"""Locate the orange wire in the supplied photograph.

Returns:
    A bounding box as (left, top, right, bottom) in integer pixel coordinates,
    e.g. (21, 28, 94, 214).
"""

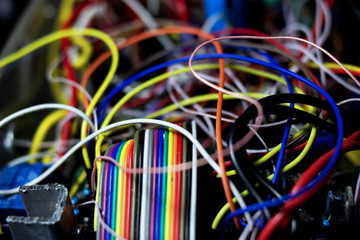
(80, 25, 240, 229)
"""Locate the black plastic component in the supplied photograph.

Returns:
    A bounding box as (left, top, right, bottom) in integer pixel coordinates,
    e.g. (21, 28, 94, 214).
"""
(6, 183, 75, 240)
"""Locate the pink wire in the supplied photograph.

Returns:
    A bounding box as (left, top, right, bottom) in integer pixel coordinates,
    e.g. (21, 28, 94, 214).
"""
(188, 35, 360, 148)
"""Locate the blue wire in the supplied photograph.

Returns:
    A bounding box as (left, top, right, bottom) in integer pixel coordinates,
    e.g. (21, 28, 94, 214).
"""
(226, 46, 295, 184)
(96, 52, 343, 224)
(154, 128, 164, 240)
(261, 49, 295, 185)
(205, 53, 343, 230)
(96, 51, 294, 123)
(224, 46, 295, 227)
(106, 143, 120, 240)
(203, 0, 228, 31)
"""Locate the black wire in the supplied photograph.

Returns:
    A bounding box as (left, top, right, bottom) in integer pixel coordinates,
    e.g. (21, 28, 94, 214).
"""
(135, 130, 144, 240)
(228, 93, 338, 217)
(229, 143, 273, 220)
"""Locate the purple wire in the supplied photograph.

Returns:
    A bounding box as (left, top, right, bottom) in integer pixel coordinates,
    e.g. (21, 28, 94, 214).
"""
(150, 129, 159, 240)
(101, 161, 110, 240)
(107, 144, 120, 240)
(101, 145, 117, 240)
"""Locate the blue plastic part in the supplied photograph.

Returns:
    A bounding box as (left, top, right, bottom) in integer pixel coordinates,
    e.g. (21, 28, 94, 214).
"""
(323, 219, 330, 227)
(0, 162, 44, 210)
(203, 0, 227, 31)
(83, 188, 90, 196)
(71, 197, 78, 205)
(74, 208, 79, 216)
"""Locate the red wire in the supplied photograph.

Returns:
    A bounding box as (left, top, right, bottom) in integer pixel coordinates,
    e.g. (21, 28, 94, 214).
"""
(258, 131, 360, 240)
(58, 2, 92, 157)
(125, 141, 134, 239)
(58, 56, 77, 158)
(122, 81, 166, 109)
(213, 27, 326, 94)
(311, 67, 360, 78)
(174, 124, 183, 240)
(175, 0, 189, 22)
(170, 128, 178, 239)
(209, 161, 232, 178)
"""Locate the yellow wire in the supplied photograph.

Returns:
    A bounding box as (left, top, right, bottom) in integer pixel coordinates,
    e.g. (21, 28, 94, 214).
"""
(69, 169, 87, 198)
(145, 93, 262, 119)
(119, 141, 131, 236)
(0, 27, 118, 169)
(146, 93, 311, 120)
(29, 110, 66, 163)
(46, 0, 76, 104)
(143, 90, 316, 182)
(41, 147, 56, 164)
(90, 85, 319, 232)
(221, 126, 317, 177)
(165, 128, 173, 240)
(95, 63, 307, 157)
(307, 61, 360, 74)
(79, 30, 119, 169)
(71, 37, 93, 69)
(211, 126, 317, 229)
(345, 150, 360, 166)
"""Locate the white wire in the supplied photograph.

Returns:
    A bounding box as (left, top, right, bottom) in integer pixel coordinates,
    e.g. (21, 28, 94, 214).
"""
(167, 71, 237, 123)
(55, 112, 77, 154)
(238, 210, 263, 240)
(354, 172, 360, 219)
(47, 56, 93, 102)
(0, 104, 95, 134)
(76, 200, 125, 240)
(166, 73, 229, 146)
(287, 44, 360, 95)
(167, 65, 223, 130)
(282, 22, 313, 44)
(9, 137, 80, 149)
(201, 13, 227, 33)
(6, 151, 56, 167)
(250, 213, 262, 240)
(0, 118, 245, 204)
(201, 108, 271, 152)
(314, 0, 322, 44)
(46, 56, 99, 131)
(297, 0, 331, 87)
(249, 119, 288, 128)
(201, 110, 295, 129)
(202, 108, 238, 119)
(193, 117, 228, 147)
(139, 129, 150, 240)
(337, 98, 360, 106)
(225, 68, 248, 94)
(249, 126, 270, 152)
(147, 0, 160, 16)
(190, 120, 197, 240)
(230, 179, 254, 236)
(197, 72, 240, 93)
(166, 69, 231, 146)
(316, 0, 332, 47)
(70, 3, 107, 67)
(246, 147, 275, 154)
(73, 3, 106, 29)
(122, 0, 174, 50)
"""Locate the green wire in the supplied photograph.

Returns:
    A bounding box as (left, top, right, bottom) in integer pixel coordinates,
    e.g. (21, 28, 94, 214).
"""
(160, 127, 169, 240)
(180, 122, 187, 240)
(130, 130, 140, 240)
(111, 142, 125, 240)
(95, 63, 306, 157)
